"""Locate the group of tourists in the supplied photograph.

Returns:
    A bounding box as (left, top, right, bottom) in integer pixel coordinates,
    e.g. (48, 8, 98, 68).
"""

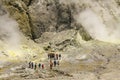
(28, 62, 45, 70)
(48, 53, 62, 69)
(28, 53, 62, 70)
(48, 53, 61, 60)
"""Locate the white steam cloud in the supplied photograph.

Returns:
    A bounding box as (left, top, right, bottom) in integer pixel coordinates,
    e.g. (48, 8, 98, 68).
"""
(0, 14, 21, 49)
(76, 9, 120, 43)
(59, 0, 120, 43)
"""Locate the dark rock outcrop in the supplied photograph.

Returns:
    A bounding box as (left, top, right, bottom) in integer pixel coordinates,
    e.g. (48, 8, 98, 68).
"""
(28, 0, 91, 40)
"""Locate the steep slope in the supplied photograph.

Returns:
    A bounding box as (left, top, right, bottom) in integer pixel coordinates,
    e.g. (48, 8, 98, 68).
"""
(1, 0, 32, 37)
(0, 3, 44, 63)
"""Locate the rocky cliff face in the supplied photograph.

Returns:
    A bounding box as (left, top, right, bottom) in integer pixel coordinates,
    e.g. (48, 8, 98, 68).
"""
(1, 0, 92, 41)
(28, 0, 92, 40)
(1, 0, 120, 57)
(1, 0, 32, 37)
(0, 0, 45, 62)
(2, 0, 120, 43)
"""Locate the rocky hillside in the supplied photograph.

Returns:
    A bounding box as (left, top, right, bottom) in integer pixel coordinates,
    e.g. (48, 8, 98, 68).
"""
(1, 0, 92, 41)
(1, 0, 120, 80)
(1, 0, 120, 66)
(1, 0, 120, 43)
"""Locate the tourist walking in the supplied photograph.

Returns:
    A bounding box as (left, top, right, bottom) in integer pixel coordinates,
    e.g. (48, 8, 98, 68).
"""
(38, 63, 41, 68)
(31, 62, 34, 69)
(50, 60, 53, 69)
(34, 63, 37, 70)
(54, 59, 57, 67)
(56, 54, 58, 60)
(28, 61, 31, 68)
(59, 54, 61, 60)
(42, 64, 45, 69)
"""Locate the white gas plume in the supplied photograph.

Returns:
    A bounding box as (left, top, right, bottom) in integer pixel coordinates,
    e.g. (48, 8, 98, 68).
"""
(76, 9, 120, 43)
(59, 0, 120, 43)
(76, 9, 108, 40)
(0, 13, 21, 49)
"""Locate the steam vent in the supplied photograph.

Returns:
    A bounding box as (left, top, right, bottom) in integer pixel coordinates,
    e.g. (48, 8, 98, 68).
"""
(0, 0, 120, 80)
